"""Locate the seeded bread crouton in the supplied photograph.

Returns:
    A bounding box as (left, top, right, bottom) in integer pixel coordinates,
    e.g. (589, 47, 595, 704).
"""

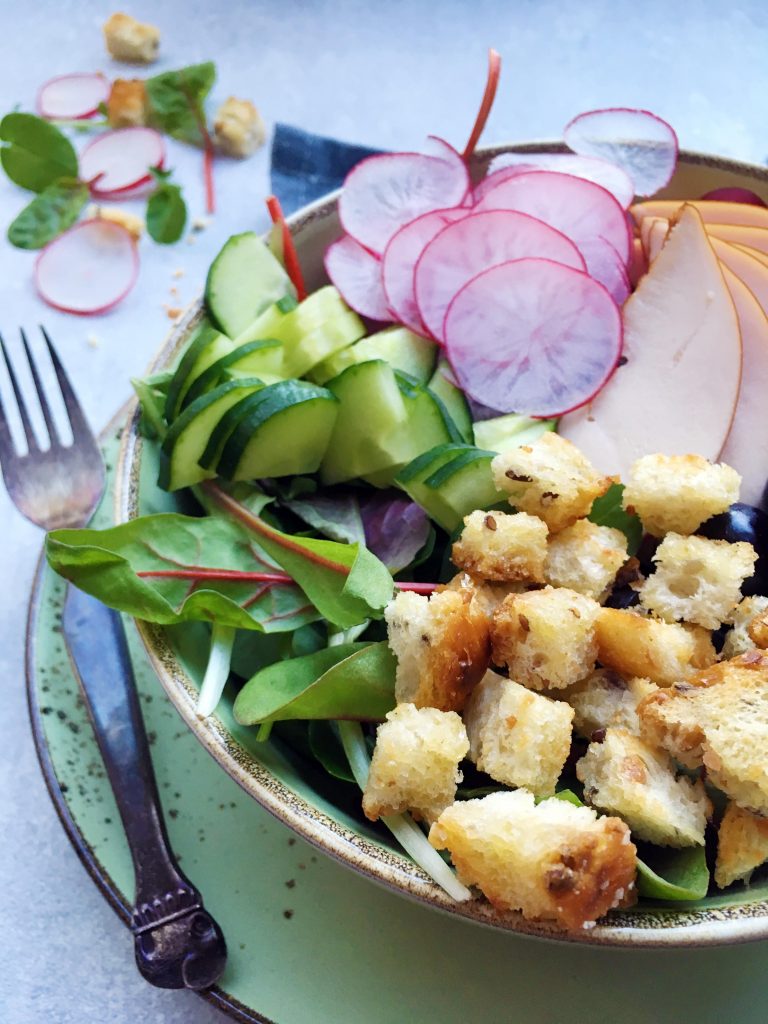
(576, 728, 710, 846)
(103, 13, 160, 63)
(213, 98, 266, 158)
(491, 587, 600, 691)
(429, 790, 637, 931)
(715, 801, 768, 888)
(595, 607, 716, 685)
(544, 519, 627, 599)
(463, 670, 574, 796)
(638, 652, 768, 814)
(452, 510, 548, 583)
(622, 453, 741, 537)
(639, 534, 756, 629)
(362, 703, 469, 824)
(385, 587, 490, 712)
(491, 432, 610, 533)
(722, 597, 768, 659)
(106, 78, 147, 127)
(563, 670, 658, 740)
(443, 572, 527, 619)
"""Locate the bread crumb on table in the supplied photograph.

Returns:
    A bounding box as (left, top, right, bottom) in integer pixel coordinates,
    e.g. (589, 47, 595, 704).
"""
(103, 12, 160, 64)
(213, 97, 266, 158)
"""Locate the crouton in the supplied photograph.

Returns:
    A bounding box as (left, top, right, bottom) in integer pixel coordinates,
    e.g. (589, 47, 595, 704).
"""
(749, 608, 768, 650)
(544, 519, 627, 599)
(443, 572, 528, 619)
(429, 790, 637, 931)
(722, 597, 768, 659)
(639, 534, 756, 629)
(103, 12, 160, 63)
(576, 728, 710, 846)
(715, 801, 768, 888)
(563, 670, 658, 740)
(452, 509, 548, 583)
(362, 703, 468, 824)
(463, 670, 574, 796)
(385, 586, 490, 712)
(595, 607, 716, 686)
(491, 587, 600, 691)
(213, 97, 266, 158)
(622, 453, 741, 537)
(639, 652, 768, 814)
(85, 205, 144, 240)
(491, 432, 610, 533)
(106, 78, 147, 127)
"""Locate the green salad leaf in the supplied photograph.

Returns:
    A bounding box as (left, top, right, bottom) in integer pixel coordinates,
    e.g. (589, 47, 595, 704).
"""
(308, 721, 356, 782)
(588, 482, 643, 554)
(234, 642, 396, 724)
(146, 168, 187, 244)
(7, 177, 89, 248)
(636, 845, 710, 902)
(145, 62, 216, 147)
(0, 113, 79, 192)
(46, 513, 320, 632)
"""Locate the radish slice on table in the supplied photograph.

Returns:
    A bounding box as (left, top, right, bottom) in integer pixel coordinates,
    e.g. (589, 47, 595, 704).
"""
(700, 187, 767, 207)
(475, 169, 631, 261)
(325, 234, 392, 322)
(339, 152, 470, 256)
(415, 209, 587, 341)
(382, 207, 468, 334)
(35, 219, 139, 315)
(443, 258, 622, 417)
(487, 152, 635, 208)
(563, 108, 678, 198)
(37, 72, 110, 120)
(578, 236, 631, 305)
(80, 127, 165, 196)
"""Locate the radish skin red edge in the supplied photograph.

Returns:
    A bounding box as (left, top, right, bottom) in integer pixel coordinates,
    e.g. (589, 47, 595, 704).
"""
(37, 72, 110, 120)
(325, 234, 391, 322)
(79, 127, 166, 197)
(485, 152, 635, 209)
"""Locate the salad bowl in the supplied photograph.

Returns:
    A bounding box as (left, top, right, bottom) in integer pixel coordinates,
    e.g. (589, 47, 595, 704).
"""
(115, 142, 768, 947)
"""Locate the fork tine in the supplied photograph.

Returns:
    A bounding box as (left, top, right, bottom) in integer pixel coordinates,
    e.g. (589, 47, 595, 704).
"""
(40, 326, 92, 444)
(20, 327, 60, 447)
(0, 333, 38, 452)
(0, 390, 19, 470)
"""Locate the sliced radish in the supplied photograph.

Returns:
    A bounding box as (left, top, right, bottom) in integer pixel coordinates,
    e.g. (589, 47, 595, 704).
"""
(382, 207, 468, 334)
(79, 127, 165, 196)
(563, 108, 678, 198)
(700, 187, 767, 207)
(487, 152, 635, 208)
(325, 234, 391, 322)
(35, 219, 139, 315)
(472, 165, 534, 204)
(475, 169, 631, 261)
(37, 72, 110, 120)
(338, 152, 470, 256)
(578, 236, 631, 305)
(415, 209, 587, 341)
(444, 258, 622, 417)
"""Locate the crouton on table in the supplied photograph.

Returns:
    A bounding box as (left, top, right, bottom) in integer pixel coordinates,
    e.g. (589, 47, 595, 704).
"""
(452, 509, 548, 583)
(213, 97, 266, 158)
(103, 12, 160, 63)
(106, 78, 148, 127)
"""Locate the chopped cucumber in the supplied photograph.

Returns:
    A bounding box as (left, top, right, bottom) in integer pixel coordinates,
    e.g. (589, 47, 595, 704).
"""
(310, 326, 437, 385)
(164, 319, 233, 422)
(181, 340, 285, 408)
(396, 443, 475, 523)
(205, 232, 294, 338)
(283, 309, 366, 378)
(423, 450, 506, 531)
(473, 413, 557, 453)
(217, 380, 339, 481)
(158, 378, 264, 492)
(428, 359, 473, 443)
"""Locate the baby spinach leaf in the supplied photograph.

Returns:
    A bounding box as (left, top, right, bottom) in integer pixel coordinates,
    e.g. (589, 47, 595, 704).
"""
(7, 177, 89, 248)
(308, 721, 356, 782)
(284, 491, 365, 545)
(0, 113, 78, 192)
(234, 641, 396, 724)
(589, 482, 643, 555)
(46, 513, 320, 632)
(146, 172, 187, 244)
(145, 62, 215, 147)
(636, 845, 710, 901)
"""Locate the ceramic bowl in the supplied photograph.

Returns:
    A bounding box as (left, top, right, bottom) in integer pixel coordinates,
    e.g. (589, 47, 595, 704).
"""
(116, 143, 768, 947)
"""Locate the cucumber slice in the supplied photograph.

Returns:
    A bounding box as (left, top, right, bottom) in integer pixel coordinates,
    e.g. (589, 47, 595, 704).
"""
(396, 443, 477, 525)
(217, 380, 339, 481)
(428, 359, 473, 443)
(473, 413, 557, 453)
(310, 326, 437, 385)
(423, 449, 506, 532)
(181, 339, 285, 408)
(283, 309, 366, 378)
(205, 232, 294, 338)
(158, 378, 264, 492)
(198, 386, 281, 472)
(164, 319, 233, 422)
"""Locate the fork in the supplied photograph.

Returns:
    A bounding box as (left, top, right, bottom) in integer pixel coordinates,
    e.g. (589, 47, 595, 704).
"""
(0, 328, 227, 991)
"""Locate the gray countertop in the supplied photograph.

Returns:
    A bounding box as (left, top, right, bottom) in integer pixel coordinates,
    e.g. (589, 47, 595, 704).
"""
(2, 1, 768, 1021)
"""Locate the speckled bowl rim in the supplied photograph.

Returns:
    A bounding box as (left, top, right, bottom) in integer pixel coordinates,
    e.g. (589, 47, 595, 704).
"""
(115, 143, 768, 948)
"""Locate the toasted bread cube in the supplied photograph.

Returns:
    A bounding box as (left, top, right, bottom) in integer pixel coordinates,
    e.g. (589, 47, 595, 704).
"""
(106, 78, 147, 127)
(463, 670, 574, 796)
(452, 510, 548, 583)
(491, 587, 600, 691)
(491, 432, 609, 533)
(722, 597, 768, 659)
(103, 12, 160, 63)
(595, 607, 716, 686)
(362, 704, 469, 824)
(639, 652, 768, 814)
(639, 534, 756, 629)
(85, 205, 144, 240)
(429, 790, 637, 931)
(385, 587, 490, 713)
(213, 97, 266, 158)
(443, 571, 528, 619)
(715, 802, 768, 888)
(563, 670, 658, 739)
(623, 453, 741, 537)
(576, 728, 710, 846)
(544, 519, 627, 599)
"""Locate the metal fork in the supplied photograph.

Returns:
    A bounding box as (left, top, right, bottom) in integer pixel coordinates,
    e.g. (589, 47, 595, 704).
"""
(0, 328, 227, 991)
